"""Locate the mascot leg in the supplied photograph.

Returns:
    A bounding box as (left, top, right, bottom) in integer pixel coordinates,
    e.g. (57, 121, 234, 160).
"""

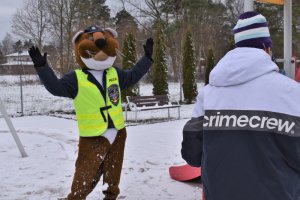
(102, 128, 127, 200)
(67, 136, 111, 200)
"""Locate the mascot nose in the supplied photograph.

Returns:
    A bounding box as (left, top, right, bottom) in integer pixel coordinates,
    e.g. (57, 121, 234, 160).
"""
(92, 32, 106, 49)
(95, 38, 106, 49)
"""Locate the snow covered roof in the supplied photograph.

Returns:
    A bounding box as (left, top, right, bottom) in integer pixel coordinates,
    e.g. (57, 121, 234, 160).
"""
(0, 61, 33, 66)
(5, 51, 30, 57)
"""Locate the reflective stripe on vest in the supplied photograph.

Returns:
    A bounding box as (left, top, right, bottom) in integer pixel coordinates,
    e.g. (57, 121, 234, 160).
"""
(74, 68, 125, 137)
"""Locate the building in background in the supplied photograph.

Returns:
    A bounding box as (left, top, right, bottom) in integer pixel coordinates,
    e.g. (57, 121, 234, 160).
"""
(0, 51, 35, 75)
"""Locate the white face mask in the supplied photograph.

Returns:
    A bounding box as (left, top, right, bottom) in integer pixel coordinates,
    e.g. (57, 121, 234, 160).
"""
(80, 56, 116, 70)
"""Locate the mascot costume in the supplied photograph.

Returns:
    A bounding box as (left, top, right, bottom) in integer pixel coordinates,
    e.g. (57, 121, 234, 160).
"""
(28, 26, 153, 200)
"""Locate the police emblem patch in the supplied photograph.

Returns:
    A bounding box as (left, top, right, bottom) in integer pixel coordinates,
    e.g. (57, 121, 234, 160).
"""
(108, 84, 119, 106)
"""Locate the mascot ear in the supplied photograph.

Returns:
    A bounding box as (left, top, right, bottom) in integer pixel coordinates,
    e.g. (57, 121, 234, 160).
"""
(72, 30, 84, 44)
(104, 28, 118, 38)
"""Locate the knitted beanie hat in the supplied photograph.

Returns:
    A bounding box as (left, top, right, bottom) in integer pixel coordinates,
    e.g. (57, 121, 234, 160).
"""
(233, 11, 272, 49)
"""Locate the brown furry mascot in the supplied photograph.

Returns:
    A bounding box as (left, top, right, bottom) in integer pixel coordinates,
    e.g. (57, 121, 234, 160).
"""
(28, 26, 153, 200)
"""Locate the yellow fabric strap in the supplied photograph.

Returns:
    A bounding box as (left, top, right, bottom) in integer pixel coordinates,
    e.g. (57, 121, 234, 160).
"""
(106, 67, 125, 130)
(74, 70, 107, 136)
(74, 68, 125, 137)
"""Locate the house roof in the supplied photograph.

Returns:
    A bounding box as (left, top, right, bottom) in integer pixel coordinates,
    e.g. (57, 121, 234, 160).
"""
(0, 61, 33, 66)
(5, 51, 30, 57)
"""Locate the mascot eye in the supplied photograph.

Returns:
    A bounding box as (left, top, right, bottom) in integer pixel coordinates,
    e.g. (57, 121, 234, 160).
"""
(88, 36, 94, 41)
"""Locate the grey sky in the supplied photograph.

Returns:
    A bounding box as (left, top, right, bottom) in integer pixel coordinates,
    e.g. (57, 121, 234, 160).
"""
(0, 0, 24, 41)
(0, 0, 124, 42)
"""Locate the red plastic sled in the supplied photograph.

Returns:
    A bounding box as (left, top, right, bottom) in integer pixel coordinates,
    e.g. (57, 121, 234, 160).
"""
(169, 164, 201, 181)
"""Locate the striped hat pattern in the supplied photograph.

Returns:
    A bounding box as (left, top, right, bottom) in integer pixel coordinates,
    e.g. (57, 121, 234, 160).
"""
(233, 11, 272, 49)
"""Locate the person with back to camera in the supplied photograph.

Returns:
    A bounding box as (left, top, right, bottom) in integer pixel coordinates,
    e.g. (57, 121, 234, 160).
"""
(181, 11, 300, 200)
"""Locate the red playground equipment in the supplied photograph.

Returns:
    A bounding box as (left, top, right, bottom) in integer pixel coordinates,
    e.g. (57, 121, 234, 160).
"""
(293, 57, 300, 82)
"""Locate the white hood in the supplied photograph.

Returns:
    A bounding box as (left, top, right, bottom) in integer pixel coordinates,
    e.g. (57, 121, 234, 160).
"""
(209, 47, 278, 87)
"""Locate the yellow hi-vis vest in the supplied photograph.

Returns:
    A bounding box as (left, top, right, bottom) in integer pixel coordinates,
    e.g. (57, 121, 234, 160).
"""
(74, 68, 125, 137)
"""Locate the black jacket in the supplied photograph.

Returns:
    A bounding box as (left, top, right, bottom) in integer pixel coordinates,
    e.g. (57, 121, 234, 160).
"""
(36, 56, 153, 128)
(182, 48, 300, 200)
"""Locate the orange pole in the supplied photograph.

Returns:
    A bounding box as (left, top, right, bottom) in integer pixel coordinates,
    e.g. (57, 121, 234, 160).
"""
(255, 0, 284, 5)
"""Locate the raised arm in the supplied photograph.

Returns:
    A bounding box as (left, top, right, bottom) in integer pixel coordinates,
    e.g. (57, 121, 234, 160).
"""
(181, 89, 205, 167)
(117, 38, 154, 90)
(28, 46, 77, 99)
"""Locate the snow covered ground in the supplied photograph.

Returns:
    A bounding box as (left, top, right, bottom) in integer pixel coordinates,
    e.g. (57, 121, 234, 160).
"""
(0, 114, 203, 199)
(0, 76, 204, 199)
(0, 74, 204, 117)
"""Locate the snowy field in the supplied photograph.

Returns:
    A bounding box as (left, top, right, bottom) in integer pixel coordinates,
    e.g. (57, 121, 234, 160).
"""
(0, 116, 202, 200)
(0, 77, 204, 200)
(0, 74, 204, 119)
(0, 75, 74, 116)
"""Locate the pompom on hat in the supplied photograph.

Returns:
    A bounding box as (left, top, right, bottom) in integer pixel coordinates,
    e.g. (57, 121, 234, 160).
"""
(233, 11, 272, 49)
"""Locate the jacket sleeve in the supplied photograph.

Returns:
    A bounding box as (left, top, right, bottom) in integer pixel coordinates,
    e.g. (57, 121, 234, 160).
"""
(35, 63, 78, 99)
(181, 117, 204, 167)
(115, 55, 153, 90)
(181, 90, 205, 167)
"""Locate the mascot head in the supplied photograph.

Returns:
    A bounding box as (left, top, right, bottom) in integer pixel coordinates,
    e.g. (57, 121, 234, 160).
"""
(72, 25, 119, 70)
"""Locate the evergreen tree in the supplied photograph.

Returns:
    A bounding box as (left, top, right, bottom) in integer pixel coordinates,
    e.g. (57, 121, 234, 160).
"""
(77, 0, 110, 27)
(255, 1, 300, 60)
(115, 9, 137, 30)
(23, 39, 34, 49)
(229, 37, 235, 51)
(292, 1, 300, 56)
(115, 9, 138, 42)
(115, 9, 138, 67)
(205, 48, 215, 85)
(1, 33, 15, 55)
(182, 28, 197, 104)
(13, 40, 23, 52)
(255, 2, 283, 57)
(91, 0, 110, 24)
(152, 20, 168, 95)
(121, 33, 139, 102)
